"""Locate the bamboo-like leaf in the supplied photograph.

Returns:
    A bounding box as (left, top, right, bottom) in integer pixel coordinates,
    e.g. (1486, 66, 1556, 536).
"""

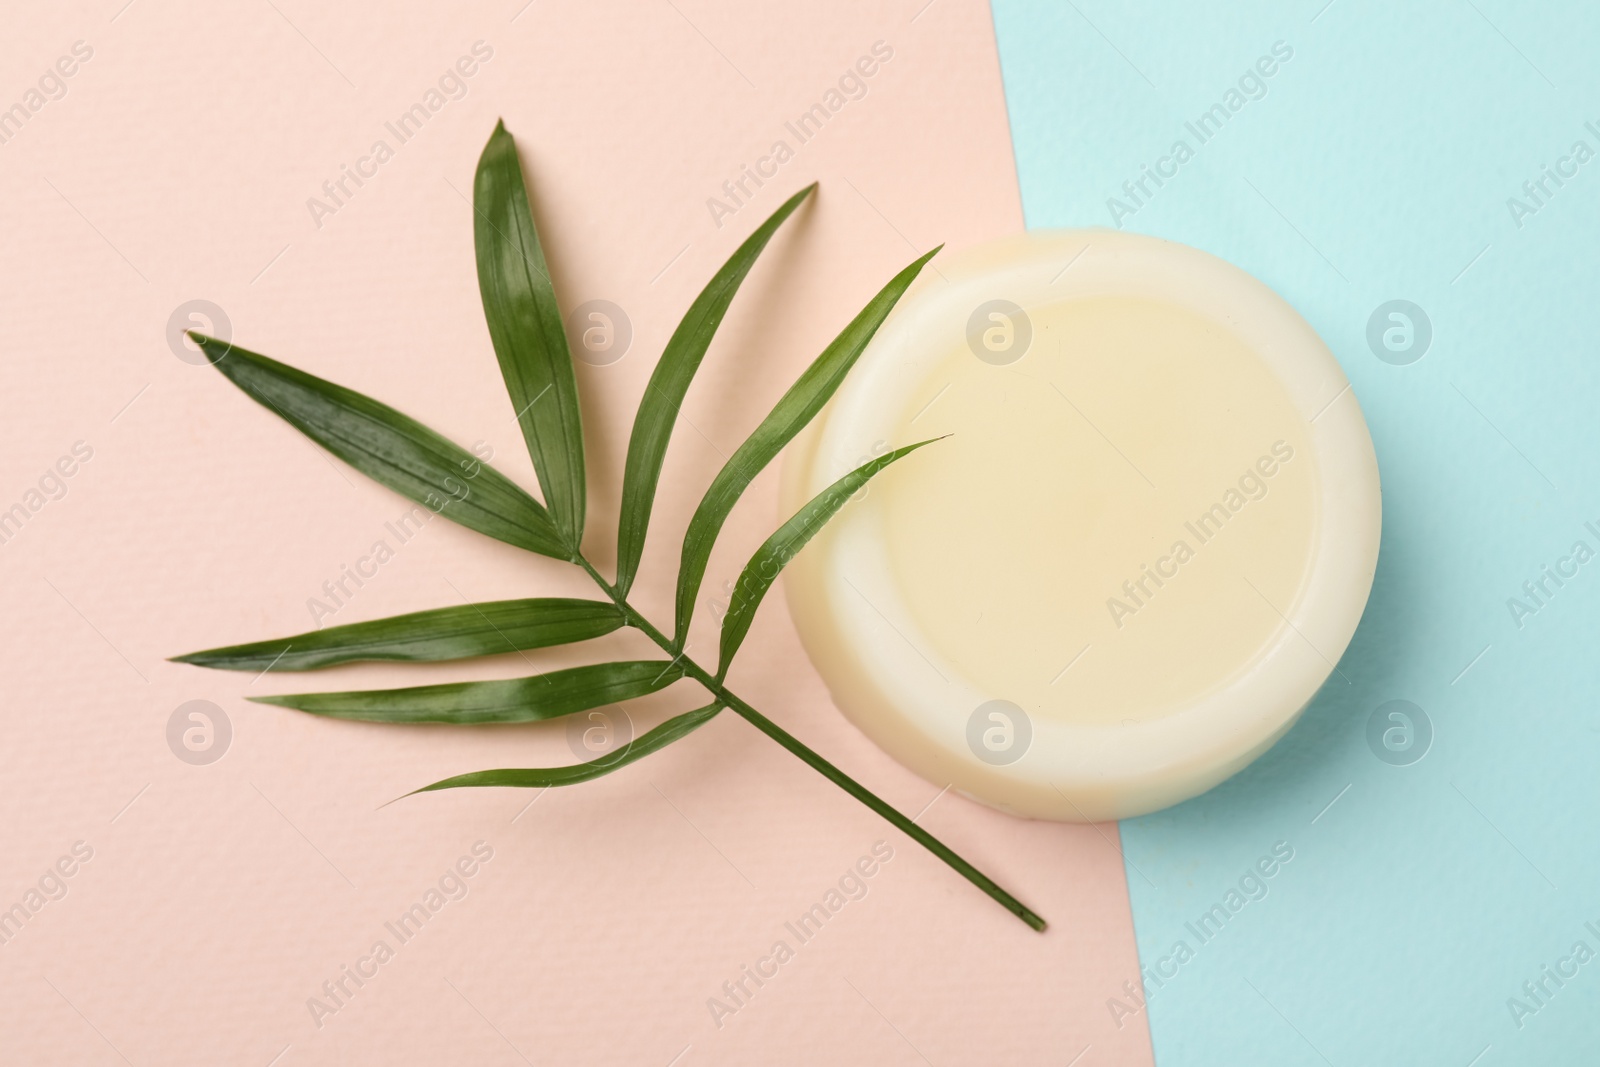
(251, 660, 683, 724)
(717, 440, 940, 679)
(474, 120, 586, 550)
(408, 702, 722, 794)
(672, 246, 941, 645)
(172, 598, 623, 672)
(171, 124, 1048, 931)
(614, 185, 815, 596)
(191, 334, 568, 559)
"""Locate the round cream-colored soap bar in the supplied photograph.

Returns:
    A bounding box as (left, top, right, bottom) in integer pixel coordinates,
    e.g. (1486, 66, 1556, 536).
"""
(781, 230, 1380, 822)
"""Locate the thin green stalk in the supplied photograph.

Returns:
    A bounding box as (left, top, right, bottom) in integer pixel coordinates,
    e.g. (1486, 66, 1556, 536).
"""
(574, 557, 1047, 932)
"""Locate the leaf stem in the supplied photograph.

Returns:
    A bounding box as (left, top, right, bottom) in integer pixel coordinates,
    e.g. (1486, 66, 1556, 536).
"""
(574, 557, 1047, 932)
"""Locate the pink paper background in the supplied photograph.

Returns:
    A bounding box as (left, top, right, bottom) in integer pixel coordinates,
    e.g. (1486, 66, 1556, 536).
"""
(0, 2, 1153, 1063)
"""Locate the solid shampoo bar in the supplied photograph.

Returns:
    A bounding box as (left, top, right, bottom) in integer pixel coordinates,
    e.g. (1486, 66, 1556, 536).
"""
(781, 231, 1380, 822)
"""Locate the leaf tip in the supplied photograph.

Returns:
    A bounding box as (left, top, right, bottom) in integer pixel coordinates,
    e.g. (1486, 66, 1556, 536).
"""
(168, 651, 224, 670)
(378, 789, 422, 809)
(185, 330, 232, 366)
(899, 244, 944, 280)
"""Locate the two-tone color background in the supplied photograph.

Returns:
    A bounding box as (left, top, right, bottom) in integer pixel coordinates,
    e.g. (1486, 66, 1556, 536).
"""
(2, 1, 1595, 1063)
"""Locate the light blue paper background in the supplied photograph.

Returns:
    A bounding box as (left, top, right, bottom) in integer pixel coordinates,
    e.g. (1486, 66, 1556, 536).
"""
(991, 1, 1600, 1062)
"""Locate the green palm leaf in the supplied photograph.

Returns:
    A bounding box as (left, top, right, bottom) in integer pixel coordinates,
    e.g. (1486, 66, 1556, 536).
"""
(173, 598, 623, 672)
(614, 184, 815, 595)
(174, 120, 1047, 930)
(717, 439, 940, 679)
(474, 119, 586, 550)
(672, 245, 941, 645)
(409, 702, 722, 794)
(252, 660, 683, 724)
(191, 334, 567, 559)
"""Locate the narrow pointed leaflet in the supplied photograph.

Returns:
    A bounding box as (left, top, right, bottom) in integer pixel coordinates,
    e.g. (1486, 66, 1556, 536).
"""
(174, 598, 624, 672)
(252, 660, 685, 724)
(717, 439, 941, 679)
(474, 120, 586, 552)
(614, 184, 815, 595)
(672, 245, 942, 646)
(190, 334, 567, 559)
(409, 703, 723, 794)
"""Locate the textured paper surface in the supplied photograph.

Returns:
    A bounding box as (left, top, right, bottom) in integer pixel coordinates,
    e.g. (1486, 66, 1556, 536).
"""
(995, 1, 1600, 1063)
(0, 2, 1151, 1064)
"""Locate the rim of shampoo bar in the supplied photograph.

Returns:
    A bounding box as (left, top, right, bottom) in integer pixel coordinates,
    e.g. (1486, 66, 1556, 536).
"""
(780, 231, 1380, 822)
